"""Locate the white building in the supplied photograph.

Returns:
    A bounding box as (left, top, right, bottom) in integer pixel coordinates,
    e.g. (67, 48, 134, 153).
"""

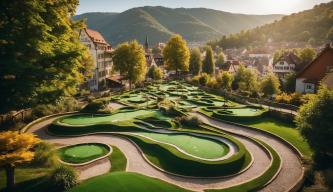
(79, 28, 113, 91)
(273, 52, 300, 78)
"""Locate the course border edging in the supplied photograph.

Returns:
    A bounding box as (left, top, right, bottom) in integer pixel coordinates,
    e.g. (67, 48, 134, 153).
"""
(57, 143, 113, 166)
(196, 111, 306, 192)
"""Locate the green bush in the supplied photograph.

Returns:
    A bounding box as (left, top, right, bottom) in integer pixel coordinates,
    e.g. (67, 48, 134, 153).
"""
(176, 115, 202, 127)
(31, 142, 59, 167)
(199, 73, 210, 86)
(81, 101, 105, 113)
(50, 165, 78, 191)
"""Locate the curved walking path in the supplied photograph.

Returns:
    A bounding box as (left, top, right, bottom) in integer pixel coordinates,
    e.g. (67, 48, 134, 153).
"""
(191, 112, 304, 192)
(26, 113, 303, 192)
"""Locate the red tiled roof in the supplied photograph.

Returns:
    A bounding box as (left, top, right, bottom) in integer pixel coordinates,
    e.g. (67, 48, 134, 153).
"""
(85, 28, 107, 44)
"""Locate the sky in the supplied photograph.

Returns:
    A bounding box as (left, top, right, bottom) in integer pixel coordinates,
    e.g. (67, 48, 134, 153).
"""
(76, 0, 331, 15)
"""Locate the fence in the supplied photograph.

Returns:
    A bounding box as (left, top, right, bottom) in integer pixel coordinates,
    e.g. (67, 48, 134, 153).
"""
(0, 108, 32, 127)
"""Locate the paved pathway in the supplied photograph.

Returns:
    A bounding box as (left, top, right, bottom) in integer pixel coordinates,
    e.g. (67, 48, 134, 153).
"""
(27, 112, 303, 192)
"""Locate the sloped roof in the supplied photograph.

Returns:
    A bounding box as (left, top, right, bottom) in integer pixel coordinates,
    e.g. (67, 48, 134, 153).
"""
(85, 28, 108, 44)
(274, 52, 300, 65)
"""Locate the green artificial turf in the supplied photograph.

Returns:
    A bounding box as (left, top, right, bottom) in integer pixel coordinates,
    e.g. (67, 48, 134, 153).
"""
(58, 143, 110, 164)
(200, 110, 312, 159)
(223, 108, 262, 116)
(135, 132, 229, 159)
(206, 139, 281, 192)
(126, 134, 251, 177)
(68, 172, 190, 192)
(108, 145, 127, 172)
(59, 110, 157, 125)
(240, 117, 312, 158)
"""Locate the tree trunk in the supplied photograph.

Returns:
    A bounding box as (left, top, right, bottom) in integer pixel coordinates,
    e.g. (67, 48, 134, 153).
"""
(5, 164, 15, 192)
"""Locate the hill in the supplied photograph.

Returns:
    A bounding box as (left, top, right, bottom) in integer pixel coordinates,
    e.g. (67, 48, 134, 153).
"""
(73, 6, 283, 45)
(210, 1, 333, 49)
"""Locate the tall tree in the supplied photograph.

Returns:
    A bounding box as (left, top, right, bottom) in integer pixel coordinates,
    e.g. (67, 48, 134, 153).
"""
(260, 73, 281, 97)
(232, 64, 258, 92)
(215, 53, 225, 69)
(203, 46, 215, 75)
(0, 0, 93, 113)
(112, 41, 147, 89)
(189, 48, 202, 76)
(283, 72, 296, 93)
(217, 72, 234, 90)
(163, 35, 190, 76)
(296, 86, 333, 163)
(0, 131, 40, 191)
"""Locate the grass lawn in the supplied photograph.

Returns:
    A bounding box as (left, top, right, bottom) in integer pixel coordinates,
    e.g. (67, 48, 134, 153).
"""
(240, 117, 312, 158)
(0, 167, 54, 192)
(108, 145, 127, 172)
(68, 172, 190, 192)
(58, 143, 110, 164)
(224, 108, 262, 116)
(206, 139, 281, 192)
(59, 110, 157, 125)
(135, 132, 229, 159)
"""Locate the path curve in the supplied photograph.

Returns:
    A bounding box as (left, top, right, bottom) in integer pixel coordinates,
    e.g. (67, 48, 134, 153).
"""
(192, 112, 304, 192)
(27, 116, 270, 191)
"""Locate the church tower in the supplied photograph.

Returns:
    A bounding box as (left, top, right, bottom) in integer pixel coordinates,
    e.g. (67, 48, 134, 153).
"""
(145, 35, 149, 50)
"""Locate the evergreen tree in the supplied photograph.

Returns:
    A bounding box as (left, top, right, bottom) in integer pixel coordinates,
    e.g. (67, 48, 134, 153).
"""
(0, 0, 93, 112)
(203, 46, 215, 75)
(189, 48, 202, 76)
(215, 53, 225, 68)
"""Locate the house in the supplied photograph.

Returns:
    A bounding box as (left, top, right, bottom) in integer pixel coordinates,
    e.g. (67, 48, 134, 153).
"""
(79, 28, 113, 91)
(247, 57, 271, 75)
(221, 60, 240, 74)
(272, 52, 301, 78)
(248, 48, 271, 58)
(296, 43, 333, 93)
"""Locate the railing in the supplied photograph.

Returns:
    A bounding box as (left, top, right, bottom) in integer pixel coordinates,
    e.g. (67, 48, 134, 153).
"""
(0, 108, 32, 127)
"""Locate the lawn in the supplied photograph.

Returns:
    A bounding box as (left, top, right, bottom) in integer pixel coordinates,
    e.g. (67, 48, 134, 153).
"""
(108, 145, 127, 172)
(240, 117, 312, 158)
(58, 143, 110, 164)
(134, 132, 230, 159)
(59, 110, 157, 125)
(0, 167, 54, 192)
(68, 172, 190, 192)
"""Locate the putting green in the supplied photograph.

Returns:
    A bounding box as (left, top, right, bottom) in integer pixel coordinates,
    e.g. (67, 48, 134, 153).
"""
(222, 108, 262, 116)
(59, 110, 156, 125)
(59, 143, 110, 164)
(135, 132, 229, 159)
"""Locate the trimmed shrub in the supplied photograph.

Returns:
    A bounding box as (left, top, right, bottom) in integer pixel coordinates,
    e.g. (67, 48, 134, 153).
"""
(81, 100, 105, 113)
(199, 73, 210, 86)
(31, 142, 59, 167)
(50, 165, 78, 191)
(176, 115, 202, 127)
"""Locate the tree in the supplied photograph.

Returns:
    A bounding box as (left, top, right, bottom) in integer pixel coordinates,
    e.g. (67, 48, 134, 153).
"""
(0, 0, 93, 113)
(326, 26, 333, 41)
(232, 64, 258, 92)
(283, 72, 296, 93)
(112, 41, 147, 89)
(260, 73, 281, 97)
(163, 35, 190, 76)
(203, 46, 215, 75)
(199, 73, 210, 86)
(298, 47, 316, 64)
(189, 48, 202, 76)
(0, 131, 40, 191)
(217, 72, 234, 90)
(296, 86, 333, 163)
(215, 53, 225, 69)
(148, 65, 164, 81)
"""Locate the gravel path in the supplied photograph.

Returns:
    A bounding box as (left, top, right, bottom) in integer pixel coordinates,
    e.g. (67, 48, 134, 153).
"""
(76, 158, 111, 181)
(27, 113, 303, 192)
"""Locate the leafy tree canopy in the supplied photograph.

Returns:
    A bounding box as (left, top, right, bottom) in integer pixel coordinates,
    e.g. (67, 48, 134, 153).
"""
(260, 73, 281, 96)
(202, 46, 215, 75)
(112, 40, 147, 88)
(189, 48, 202, 76)
(163, 35, 190, 74)
(0, 0, 93, 112)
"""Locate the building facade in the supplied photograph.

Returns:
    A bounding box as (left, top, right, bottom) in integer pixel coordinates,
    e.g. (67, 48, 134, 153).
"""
(296, 43, 333, 93)
(79, 28, 113, 91)
(273, 52, 300, 78)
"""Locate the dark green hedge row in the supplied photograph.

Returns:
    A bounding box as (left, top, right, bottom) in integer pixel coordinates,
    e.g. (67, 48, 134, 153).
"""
(126, 134, 252, 177)
(212, 110, 268, 123)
